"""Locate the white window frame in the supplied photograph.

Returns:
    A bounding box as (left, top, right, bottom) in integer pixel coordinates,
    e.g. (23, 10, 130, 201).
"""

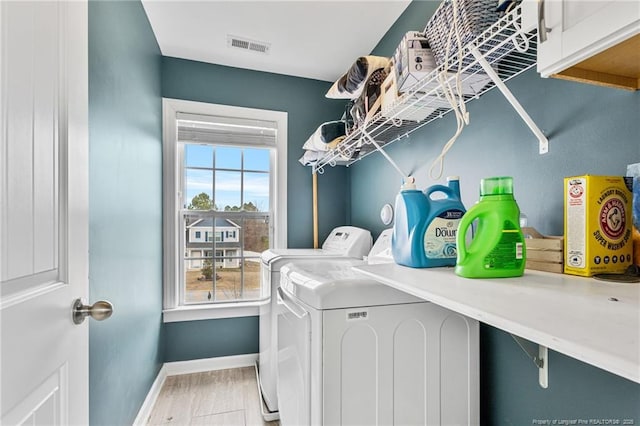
(162, 98, 287, 322)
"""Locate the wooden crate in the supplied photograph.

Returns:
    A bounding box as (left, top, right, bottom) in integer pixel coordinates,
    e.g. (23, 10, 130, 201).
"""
(522, 227, 564, 274)
(379, 70, 443, 122)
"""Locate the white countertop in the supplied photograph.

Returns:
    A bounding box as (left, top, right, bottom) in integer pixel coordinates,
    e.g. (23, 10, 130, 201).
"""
(353, 264, 640, 384)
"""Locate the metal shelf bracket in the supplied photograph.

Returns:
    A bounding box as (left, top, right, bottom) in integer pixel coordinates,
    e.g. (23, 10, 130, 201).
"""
(360, 127, 408, 180)
(511, 334, 549, 388)
(469, 45, 549, 155)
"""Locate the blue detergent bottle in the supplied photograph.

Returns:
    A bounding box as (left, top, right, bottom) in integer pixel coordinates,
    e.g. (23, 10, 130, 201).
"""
(392, 176, 466, 268)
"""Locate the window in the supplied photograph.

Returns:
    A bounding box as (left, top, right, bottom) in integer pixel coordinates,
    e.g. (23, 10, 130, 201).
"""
(163, 99, 287, 320)
(183, 144, 271, 303)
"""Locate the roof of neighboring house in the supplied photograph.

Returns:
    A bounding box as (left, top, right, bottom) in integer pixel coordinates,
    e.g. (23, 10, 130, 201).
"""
(186, 242, 241, 250)
(187, 218, 240, 229)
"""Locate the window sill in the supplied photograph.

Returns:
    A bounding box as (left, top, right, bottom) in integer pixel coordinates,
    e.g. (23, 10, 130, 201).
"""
(163, 300, 267, 323)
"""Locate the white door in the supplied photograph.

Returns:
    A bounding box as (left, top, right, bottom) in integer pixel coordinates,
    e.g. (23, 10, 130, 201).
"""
(1, 1, 90, 425)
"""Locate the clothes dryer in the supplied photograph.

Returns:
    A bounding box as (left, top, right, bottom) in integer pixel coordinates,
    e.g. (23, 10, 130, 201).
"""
(276, 229, 479, 426)
(258, 226, 372, 419)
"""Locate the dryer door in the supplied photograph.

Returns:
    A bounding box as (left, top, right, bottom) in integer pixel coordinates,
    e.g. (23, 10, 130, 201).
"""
(277, 287, 311, 426)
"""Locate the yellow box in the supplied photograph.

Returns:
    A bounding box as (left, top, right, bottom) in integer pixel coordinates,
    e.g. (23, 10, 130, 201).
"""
(564, 175, 633, 276)
(627, 163, 640, 266)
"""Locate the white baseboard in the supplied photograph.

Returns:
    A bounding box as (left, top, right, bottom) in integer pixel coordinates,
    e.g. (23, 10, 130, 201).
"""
(164, 353, 258, 376)
(132, 364, 168, 426)
(132, 353, 259, 425)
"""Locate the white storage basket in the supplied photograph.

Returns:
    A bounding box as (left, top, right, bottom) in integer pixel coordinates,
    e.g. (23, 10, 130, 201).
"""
(424, 0, 503, 70)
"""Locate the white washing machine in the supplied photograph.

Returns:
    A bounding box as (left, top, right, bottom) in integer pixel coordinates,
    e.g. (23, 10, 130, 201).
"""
(276, 229, 480, 426)
(258, 226, 372, 419)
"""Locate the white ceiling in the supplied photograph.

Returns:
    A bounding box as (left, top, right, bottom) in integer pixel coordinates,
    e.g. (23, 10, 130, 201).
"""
(141, 1, 411, 82)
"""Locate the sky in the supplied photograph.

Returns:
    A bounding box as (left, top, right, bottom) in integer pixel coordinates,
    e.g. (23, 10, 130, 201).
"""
(184, 144, 270, 211)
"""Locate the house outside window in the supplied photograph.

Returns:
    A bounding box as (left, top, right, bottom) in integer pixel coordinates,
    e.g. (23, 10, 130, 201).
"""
(182, 144, 271, 304)
(163, 99, 287, 319)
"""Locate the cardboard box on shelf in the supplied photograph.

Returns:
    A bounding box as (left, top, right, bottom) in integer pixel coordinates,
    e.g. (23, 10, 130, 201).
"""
(380, 72, 441, 122)
(564, 175, 633, 277)
(393, 32, 437, 93)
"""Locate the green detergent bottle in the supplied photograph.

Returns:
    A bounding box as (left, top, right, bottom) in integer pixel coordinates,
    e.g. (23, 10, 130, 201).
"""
(455, 176, 526, 278)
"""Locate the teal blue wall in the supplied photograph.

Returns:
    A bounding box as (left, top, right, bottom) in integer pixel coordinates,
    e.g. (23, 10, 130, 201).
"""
(482, 327, 640, 424)
(164, 317, 258, 362)
(162, 57, 348, 248)
(161, 58, 347, 360)
(351, 1, 640, 424)
(88, 1, 163, 425)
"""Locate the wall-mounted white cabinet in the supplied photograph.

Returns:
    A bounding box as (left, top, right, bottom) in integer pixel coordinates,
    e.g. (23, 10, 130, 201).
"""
(523, 0, 639, 90)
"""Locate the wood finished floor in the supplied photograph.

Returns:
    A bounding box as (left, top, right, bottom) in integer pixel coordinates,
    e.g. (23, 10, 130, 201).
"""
(147, 367, 280, 426)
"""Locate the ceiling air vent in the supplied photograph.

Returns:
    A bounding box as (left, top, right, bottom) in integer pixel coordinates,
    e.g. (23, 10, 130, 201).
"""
(227, 35, 270, 54)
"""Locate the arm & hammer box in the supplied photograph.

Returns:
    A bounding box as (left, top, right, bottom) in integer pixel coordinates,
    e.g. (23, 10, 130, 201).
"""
(564, 175, 633, 277)
(628, 163, 640, 266)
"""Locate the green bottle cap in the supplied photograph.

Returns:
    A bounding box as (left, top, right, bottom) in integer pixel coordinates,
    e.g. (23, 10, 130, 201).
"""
(480, 176, 514, 196)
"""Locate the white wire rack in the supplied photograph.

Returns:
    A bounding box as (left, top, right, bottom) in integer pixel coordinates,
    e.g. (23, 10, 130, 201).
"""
(311, 4, 542, 175)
